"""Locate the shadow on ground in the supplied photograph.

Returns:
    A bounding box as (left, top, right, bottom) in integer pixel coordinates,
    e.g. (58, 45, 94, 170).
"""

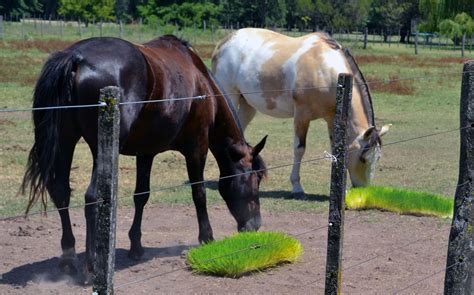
(0, 244, 192, 287)
(205, 180, 329, 202)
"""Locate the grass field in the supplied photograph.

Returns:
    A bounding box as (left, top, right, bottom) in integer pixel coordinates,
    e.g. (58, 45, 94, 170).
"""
(0, 30, 473, 219)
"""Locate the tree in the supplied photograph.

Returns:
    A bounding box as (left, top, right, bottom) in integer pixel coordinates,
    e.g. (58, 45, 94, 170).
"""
(294, 0, 316, 31)
(58, 0, 115, 23)
(39, 0, 59, 18)
(441, 0, 474, 19)
(368, 0, 406, 41)
(439, 12, 474, 54)
(138, 1, 221, 28)
(419, 0, 442, 32)
(0, 0, 43, 18)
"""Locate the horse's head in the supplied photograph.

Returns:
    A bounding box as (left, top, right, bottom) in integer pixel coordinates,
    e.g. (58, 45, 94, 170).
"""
(218, 136, 267, 232)
(347, 124, 391, 187)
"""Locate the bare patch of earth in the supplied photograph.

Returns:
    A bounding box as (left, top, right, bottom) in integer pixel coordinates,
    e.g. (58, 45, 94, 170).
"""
(0, 204, 451, 294)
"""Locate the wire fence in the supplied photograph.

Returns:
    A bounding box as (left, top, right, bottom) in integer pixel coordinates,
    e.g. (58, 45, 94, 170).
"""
(0, 66, 471, 293)
(1, 17, 474, 57)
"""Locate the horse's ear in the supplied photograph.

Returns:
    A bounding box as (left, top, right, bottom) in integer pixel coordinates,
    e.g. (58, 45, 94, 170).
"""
(362, 126, 377, 140)
(379, 124, 392, 137)
(252, 135, 268, 156)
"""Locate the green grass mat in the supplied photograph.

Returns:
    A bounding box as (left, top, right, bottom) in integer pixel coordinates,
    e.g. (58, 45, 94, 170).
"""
(186, 231, 303, 277)
(346, 186, 453, 218)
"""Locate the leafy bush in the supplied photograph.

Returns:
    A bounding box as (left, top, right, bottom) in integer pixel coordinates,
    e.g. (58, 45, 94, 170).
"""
(138, 2, 221, 28)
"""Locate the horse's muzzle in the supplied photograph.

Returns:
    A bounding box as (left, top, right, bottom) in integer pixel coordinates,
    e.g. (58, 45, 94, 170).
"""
(237, 214, 261, 232)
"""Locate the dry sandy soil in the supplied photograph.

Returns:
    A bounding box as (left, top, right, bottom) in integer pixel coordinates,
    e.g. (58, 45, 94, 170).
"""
(0, 203, 451, 294)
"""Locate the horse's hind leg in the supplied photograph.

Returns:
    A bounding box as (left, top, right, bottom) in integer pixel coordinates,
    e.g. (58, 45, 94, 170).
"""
(128, 155, 154, 260)
(48, 137, 79, 275)
(84, 158, 98, 283)
(290, 116, 310, 199)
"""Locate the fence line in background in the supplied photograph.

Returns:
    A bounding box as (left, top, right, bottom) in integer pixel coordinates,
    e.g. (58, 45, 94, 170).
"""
(1, 70, 473, 114)
(1, 17, 474, 57)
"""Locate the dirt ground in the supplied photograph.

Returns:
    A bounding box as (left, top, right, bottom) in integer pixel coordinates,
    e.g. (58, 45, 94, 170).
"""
(0, 203, 451, 294)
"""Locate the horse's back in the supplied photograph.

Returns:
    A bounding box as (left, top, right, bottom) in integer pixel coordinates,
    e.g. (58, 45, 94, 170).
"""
(65, 36, 215, 155)
(212, 28, 351, 120)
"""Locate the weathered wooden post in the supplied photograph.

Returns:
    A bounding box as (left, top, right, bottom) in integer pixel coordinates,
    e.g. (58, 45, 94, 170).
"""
(99, 20, 103, 37)
(444, 61, 474, 294)
(324, 73, 352, 295)
(363, 27, 368, 49)
(0, 16, 4, 39)
(92, 86, 121, 295)
(415, 31, 419, 55)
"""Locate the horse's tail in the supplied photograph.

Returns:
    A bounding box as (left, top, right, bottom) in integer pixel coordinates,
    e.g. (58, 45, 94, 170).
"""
(21, 50, 81, 213)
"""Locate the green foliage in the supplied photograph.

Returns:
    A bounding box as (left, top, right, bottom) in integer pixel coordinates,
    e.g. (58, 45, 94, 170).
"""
(58, 0, 115, 22)
(187, 232, 303, 277)
(438, 13, 474, 39)
(219, 0, 287, 27)
(419, 0, 474, 33)
(346, 186, 453, 218)
(138, 1, 221, 28)
(0, 0, 43, 17)
(368, 0, 406, 33)
(419, 0, 442, 32)
(441, 0, 474, 19)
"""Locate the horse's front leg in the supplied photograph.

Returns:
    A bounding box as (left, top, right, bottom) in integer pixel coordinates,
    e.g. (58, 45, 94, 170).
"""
(128, 155, 154, 260)
(290, 116, 310, 199)
(185, 150, 213, 243)
(84, 160, 98, 284)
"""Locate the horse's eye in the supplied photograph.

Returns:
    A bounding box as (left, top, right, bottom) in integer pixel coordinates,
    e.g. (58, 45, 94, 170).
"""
(359, 156, 367, 164)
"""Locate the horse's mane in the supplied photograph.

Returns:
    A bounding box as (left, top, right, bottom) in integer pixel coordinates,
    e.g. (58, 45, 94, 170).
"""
(205, 69, 244, 135)
(342, 48, 375, 127)
(315, 32, 343, 50)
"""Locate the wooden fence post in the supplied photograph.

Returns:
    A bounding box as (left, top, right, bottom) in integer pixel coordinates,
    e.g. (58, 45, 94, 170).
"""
(92, 86, 121, 295)
(444, 61, 474, 294)
(324, 73, 352, 295)
(363, 27, 368, 49)
(0, 16, 4, 39)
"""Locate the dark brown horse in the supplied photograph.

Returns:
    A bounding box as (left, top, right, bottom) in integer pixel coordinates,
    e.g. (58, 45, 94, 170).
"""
(21, 35, 267, 281)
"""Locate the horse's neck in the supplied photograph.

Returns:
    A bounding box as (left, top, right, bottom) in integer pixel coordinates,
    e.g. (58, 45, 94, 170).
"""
(209, 96, 245, 175)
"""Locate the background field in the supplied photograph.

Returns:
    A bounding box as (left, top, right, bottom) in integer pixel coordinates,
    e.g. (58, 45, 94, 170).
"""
(0, 30, 471, 218)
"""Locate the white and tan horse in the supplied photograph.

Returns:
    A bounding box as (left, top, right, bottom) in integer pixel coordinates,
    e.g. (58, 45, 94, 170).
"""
(212, 28, 390, 197)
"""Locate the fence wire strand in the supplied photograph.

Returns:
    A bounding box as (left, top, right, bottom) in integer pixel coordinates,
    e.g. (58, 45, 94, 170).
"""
(0, 124, 470, 222)
(0, 69, 473, 114)
(392, 261, 464, 294)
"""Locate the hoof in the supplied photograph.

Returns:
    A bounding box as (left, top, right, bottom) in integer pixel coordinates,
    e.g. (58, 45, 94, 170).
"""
(180, 249, 189, 259)
(128, 247, 144, 261)
(58, 258, 78, 276)
(198, 235, 214, 244)
(290, 192, 307, 200)
(83, 265, 93, 285)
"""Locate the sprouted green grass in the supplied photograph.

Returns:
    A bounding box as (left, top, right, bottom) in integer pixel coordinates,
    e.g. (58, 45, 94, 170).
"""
(346, 186, 454, 218)
(186, 231, 303, 277)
